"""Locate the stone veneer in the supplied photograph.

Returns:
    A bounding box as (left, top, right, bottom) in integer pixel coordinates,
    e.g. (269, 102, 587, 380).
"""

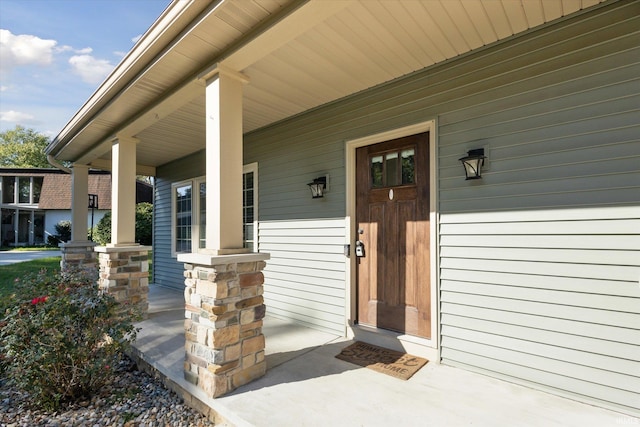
(59, 241, 98, 272)
(180, 252, 269, 398)
(95, 245, 152, 318)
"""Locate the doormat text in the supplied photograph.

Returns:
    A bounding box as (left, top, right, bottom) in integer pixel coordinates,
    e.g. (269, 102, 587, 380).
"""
(335, 341, 428, 380)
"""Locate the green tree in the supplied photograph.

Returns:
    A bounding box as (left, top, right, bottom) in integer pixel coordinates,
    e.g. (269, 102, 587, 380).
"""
(0, 125, 51, 168)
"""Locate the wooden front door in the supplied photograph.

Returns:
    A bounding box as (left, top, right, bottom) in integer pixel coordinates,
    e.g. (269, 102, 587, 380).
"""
(356, 132, 431, 338)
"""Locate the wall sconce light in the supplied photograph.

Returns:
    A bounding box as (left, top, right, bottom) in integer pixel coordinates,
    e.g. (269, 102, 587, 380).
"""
(459, 148, 486, 180)
(307, 176, 327, 199)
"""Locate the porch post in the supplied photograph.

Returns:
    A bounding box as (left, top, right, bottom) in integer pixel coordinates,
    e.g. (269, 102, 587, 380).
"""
(95, 135, 150, 317)
(60, 164, 97, 273)
(179, 66, 269, 398)
(204, 67, 247, 254)
(110, 136, 138, 247)
(70, 164, 89, 242)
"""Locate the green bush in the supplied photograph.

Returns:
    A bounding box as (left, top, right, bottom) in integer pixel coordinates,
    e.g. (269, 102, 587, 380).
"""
(135, 202, 153, 246)
(92, 202, 153, 246)
(47, 220, 72, 246)
(0, 268, 140, 411)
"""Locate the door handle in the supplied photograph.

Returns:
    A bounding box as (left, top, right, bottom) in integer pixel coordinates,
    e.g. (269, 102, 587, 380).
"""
(355, 240, 365, 257)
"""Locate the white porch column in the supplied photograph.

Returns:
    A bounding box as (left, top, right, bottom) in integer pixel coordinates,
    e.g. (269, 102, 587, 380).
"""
(60, 164, 97, 273)
(97, 135, 150, 317)
(179, 66, 270, 399)
(204, 67, 248, 254)
(71, 164, 89, 242)
(110, 136, 138, 246)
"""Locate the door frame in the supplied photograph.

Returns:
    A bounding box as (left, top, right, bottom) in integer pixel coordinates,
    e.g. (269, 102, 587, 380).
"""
(345, 120, 439, 360)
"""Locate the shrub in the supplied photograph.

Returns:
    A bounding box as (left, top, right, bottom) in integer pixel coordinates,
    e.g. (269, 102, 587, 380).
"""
(93, 211, 111, 245)
(55, 220, 72, 242)
(0, 268, 140, 411)
(92, 202, 153, 246)
(135, 202, 153, 246)
(47, 220, 72, 246)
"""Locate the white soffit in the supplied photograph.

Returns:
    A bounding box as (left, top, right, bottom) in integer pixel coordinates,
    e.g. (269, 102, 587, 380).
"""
(59, 0, 607, 169)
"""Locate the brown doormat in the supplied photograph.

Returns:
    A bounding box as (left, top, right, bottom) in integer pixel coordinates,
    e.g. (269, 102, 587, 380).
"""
(335, 341, 428, 380)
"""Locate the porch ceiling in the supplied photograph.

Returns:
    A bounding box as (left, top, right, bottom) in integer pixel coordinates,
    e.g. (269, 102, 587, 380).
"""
(48, 0, 607, 173)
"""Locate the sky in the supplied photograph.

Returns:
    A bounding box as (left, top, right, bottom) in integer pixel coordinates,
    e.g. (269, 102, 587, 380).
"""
(0, 0, 170, 138)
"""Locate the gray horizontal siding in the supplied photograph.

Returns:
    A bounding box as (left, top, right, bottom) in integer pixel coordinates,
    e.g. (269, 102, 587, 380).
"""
(436, 2, 640, 414)
(439, 213, 640, 414)
(258, 219, 346, 335)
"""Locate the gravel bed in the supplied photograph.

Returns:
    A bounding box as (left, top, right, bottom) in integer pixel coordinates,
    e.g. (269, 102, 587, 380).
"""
(0, 358, 215, 427)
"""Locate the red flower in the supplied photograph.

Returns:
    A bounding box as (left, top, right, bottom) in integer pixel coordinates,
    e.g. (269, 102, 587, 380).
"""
(30, 296, 49, 305)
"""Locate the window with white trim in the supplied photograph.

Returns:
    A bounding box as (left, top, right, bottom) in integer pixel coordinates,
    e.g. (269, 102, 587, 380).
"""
(171, 166, 257, 256)
(243, 163, 258, 251)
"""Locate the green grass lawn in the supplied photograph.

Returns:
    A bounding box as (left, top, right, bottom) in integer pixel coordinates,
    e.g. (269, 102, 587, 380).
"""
(0, 257, 62, 302)
(0, 246, 59, 252)
(0, 252, 153, 304)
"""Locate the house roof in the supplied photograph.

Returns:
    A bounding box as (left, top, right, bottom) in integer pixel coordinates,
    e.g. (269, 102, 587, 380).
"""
(38, 172, 112, 210)
(0, 168, 66, 177)
(0, 168, 152, 209)
(46, 0, 609, 172)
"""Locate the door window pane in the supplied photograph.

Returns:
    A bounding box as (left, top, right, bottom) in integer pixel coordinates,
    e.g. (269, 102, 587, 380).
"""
(18, 211, 30, 243)
(401, 149, 415, 184)
(385, 152, 399, 186)
(371, 156, 383, 188)
(370, 147, 416, 188)
(34, 212, 45, 244)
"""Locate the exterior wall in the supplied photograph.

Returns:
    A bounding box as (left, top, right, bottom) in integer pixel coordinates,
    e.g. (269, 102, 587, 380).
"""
(432, 4, 640, 414)
(154, 1, 638, 413)
(243, 134, 347, 335)
(240, 1, 639, 414)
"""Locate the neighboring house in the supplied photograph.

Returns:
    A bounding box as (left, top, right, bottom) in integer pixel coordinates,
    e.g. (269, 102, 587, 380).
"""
(45, 0, 639, 415)
(0, 168, 152, 246)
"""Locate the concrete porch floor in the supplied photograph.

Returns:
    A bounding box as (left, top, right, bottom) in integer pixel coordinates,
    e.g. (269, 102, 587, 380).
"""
(131, 285, 628, 427)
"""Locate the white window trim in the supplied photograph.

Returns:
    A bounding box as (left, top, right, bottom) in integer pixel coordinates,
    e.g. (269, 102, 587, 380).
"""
(171, 165, 258, 257)
(243, 162, 258, 252)
(171, 176, 205, 258)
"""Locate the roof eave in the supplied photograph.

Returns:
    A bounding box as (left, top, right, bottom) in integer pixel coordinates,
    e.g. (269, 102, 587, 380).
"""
(46, 0, 203, 158)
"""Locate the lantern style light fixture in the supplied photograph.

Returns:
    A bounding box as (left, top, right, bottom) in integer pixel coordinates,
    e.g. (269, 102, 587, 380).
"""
(307, 176, 327, 199)
(459, 148, 486, 180)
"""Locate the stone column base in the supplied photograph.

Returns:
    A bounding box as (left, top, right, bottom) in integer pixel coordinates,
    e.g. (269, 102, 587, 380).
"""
(59, 241, 97, 273)
(96, 245, 151, 318)
(179, 252, 270, 398)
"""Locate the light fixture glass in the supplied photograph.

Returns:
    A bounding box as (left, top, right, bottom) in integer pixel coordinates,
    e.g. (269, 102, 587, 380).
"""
(459, 148, 486, 180)
(307, 176, 327, 198)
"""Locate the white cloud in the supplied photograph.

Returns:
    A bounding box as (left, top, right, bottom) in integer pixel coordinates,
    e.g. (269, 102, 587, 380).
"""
(57, 45, 93, 55)
(0, 110, 35, 123)
(0, 29, 57, 70)
(0, 85, 8, 92)
(131, 34, 143, 44)
(69, 54, 113, 85)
